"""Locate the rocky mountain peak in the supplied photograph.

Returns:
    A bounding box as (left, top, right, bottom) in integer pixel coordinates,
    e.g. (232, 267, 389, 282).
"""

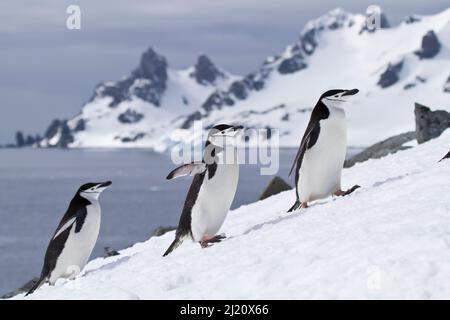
(89, 47, 169, 107)
(191, 54, 225, 85)
(133, 47, 168, 82)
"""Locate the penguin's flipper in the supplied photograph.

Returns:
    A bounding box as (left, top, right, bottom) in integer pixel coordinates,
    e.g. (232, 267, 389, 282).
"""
(25, 276, 47, 296)
(163, 236, 184, 257)
(288, 122, 319, 176)
(166, 162, 207, 180)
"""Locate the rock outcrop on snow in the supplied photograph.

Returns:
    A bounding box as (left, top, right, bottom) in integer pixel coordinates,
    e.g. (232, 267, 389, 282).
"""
(414, 30, 441, 59)
(259, 176, 292, 200)
(344, 131, 416, 168)
(377, 60, 403, 88)
(415, 103, 450, 144)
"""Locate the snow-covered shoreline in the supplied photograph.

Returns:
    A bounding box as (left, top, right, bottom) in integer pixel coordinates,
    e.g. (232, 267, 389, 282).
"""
(13, 130, 450, 300)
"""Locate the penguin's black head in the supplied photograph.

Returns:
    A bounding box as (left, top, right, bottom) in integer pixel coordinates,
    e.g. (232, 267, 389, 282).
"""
(207, 124, 244, 146)
(78, 181, 112, 201)
(320, 88, 359, 108)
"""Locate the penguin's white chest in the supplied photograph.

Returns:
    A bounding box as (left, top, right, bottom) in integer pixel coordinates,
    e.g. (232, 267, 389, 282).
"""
(50, 203, 101, 283)
(298, 108, 347, 203)
(190, 161, 239, 242)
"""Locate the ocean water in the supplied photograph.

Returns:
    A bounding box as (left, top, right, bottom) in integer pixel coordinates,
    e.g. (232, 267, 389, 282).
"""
(0, 147, 361, 295)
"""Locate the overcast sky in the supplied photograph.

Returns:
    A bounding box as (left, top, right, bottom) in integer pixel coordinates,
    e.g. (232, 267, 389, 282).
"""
(0, 0, 448, 144)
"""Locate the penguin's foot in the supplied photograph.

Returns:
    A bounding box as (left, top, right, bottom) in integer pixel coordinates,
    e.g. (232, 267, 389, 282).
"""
(200, 234, 226, 248)
(288, 200, 308, 212)
(334, 185, 361, 197)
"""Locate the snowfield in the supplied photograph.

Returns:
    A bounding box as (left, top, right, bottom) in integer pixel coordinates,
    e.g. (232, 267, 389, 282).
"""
(15, 130, 450, 300)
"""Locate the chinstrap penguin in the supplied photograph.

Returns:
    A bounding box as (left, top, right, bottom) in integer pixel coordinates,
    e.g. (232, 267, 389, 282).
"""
(163, 124, 243, 256)
(288, 89, 360, 212)
(26, 181, 112, 295)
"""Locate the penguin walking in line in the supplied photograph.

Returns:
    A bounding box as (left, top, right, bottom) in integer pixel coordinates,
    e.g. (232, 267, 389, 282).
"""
(288, 89, 361, 212)
(26, 181, 112, 295)
(163, 124, 243, 257)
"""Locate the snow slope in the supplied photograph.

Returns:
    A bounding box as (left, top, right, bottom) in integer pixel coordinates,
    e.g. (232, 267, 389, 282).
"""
(38, 8, 450, 150)
(15, 130, 450, 300)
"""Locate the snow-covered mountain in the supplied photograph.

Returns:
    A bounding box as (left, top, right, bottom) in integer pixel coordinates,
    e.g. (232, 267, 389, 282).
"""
(40, 8, 450, 149)
(14, 130, 450, 299)
(40, 50, 239, 148)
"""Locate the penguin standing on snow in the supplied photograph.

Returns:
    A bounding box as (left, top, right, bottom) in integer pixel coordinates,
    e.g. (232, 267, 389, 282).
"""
(163, 124, 243, 257)
(288, 89, 360, 212)
(26, 181, 112, 295)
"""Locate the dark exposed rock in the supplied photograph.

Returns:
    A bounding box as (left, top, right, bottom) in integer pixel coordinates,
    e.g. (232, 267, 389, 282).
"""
(152, 226, 177, 237)
(15, 131, 25, 147)
(415, 102, 450, 144)
(201, 91, 235, 113)
(134, 47, 168, 82)
(25, 134, 40, 146)
(118, 109, 144, 124)
(1, 277, 39, 299)
(403, 83, 415, 90)
(259, 176, 292, 200)
(344, 132, 416, 168)
(414, 31, 441, 59)
(94, 80, 132, 107)
(300, 28, 317, 55)
(193, 73, 265, 119)
(73, 119, 86, 132)
(119, 132, 146, 143)
(10, 132, 40, 148)
(181, 111, 203, 129)
(378, 12, 391, 28)
(278, 53, 307, 74)
(191, 55, 224, 85)
(90, 47, 168, 108)
(281, 113, 290, 121)
(103, 247, 120, 258)
(44, 119, 74, 148)
(403, 76, 426, 90)
(229, 81, 247, 100)
(377, 60, 403, 88)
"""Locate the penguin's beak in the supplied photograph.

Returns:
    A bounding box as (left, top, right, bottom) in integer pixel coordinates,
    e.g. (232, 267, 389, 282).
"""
(226, 125, 244, 137)
(213, 125, 244, 137)
(95, 181, 112, 192)
(342, 88, 359, 96)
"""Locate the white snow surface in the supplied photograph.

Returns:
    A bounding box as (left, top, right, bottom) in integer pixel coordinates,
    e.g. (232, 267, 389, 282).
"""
(58, 8, 450, 150)
(15, 130, 450, 300)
